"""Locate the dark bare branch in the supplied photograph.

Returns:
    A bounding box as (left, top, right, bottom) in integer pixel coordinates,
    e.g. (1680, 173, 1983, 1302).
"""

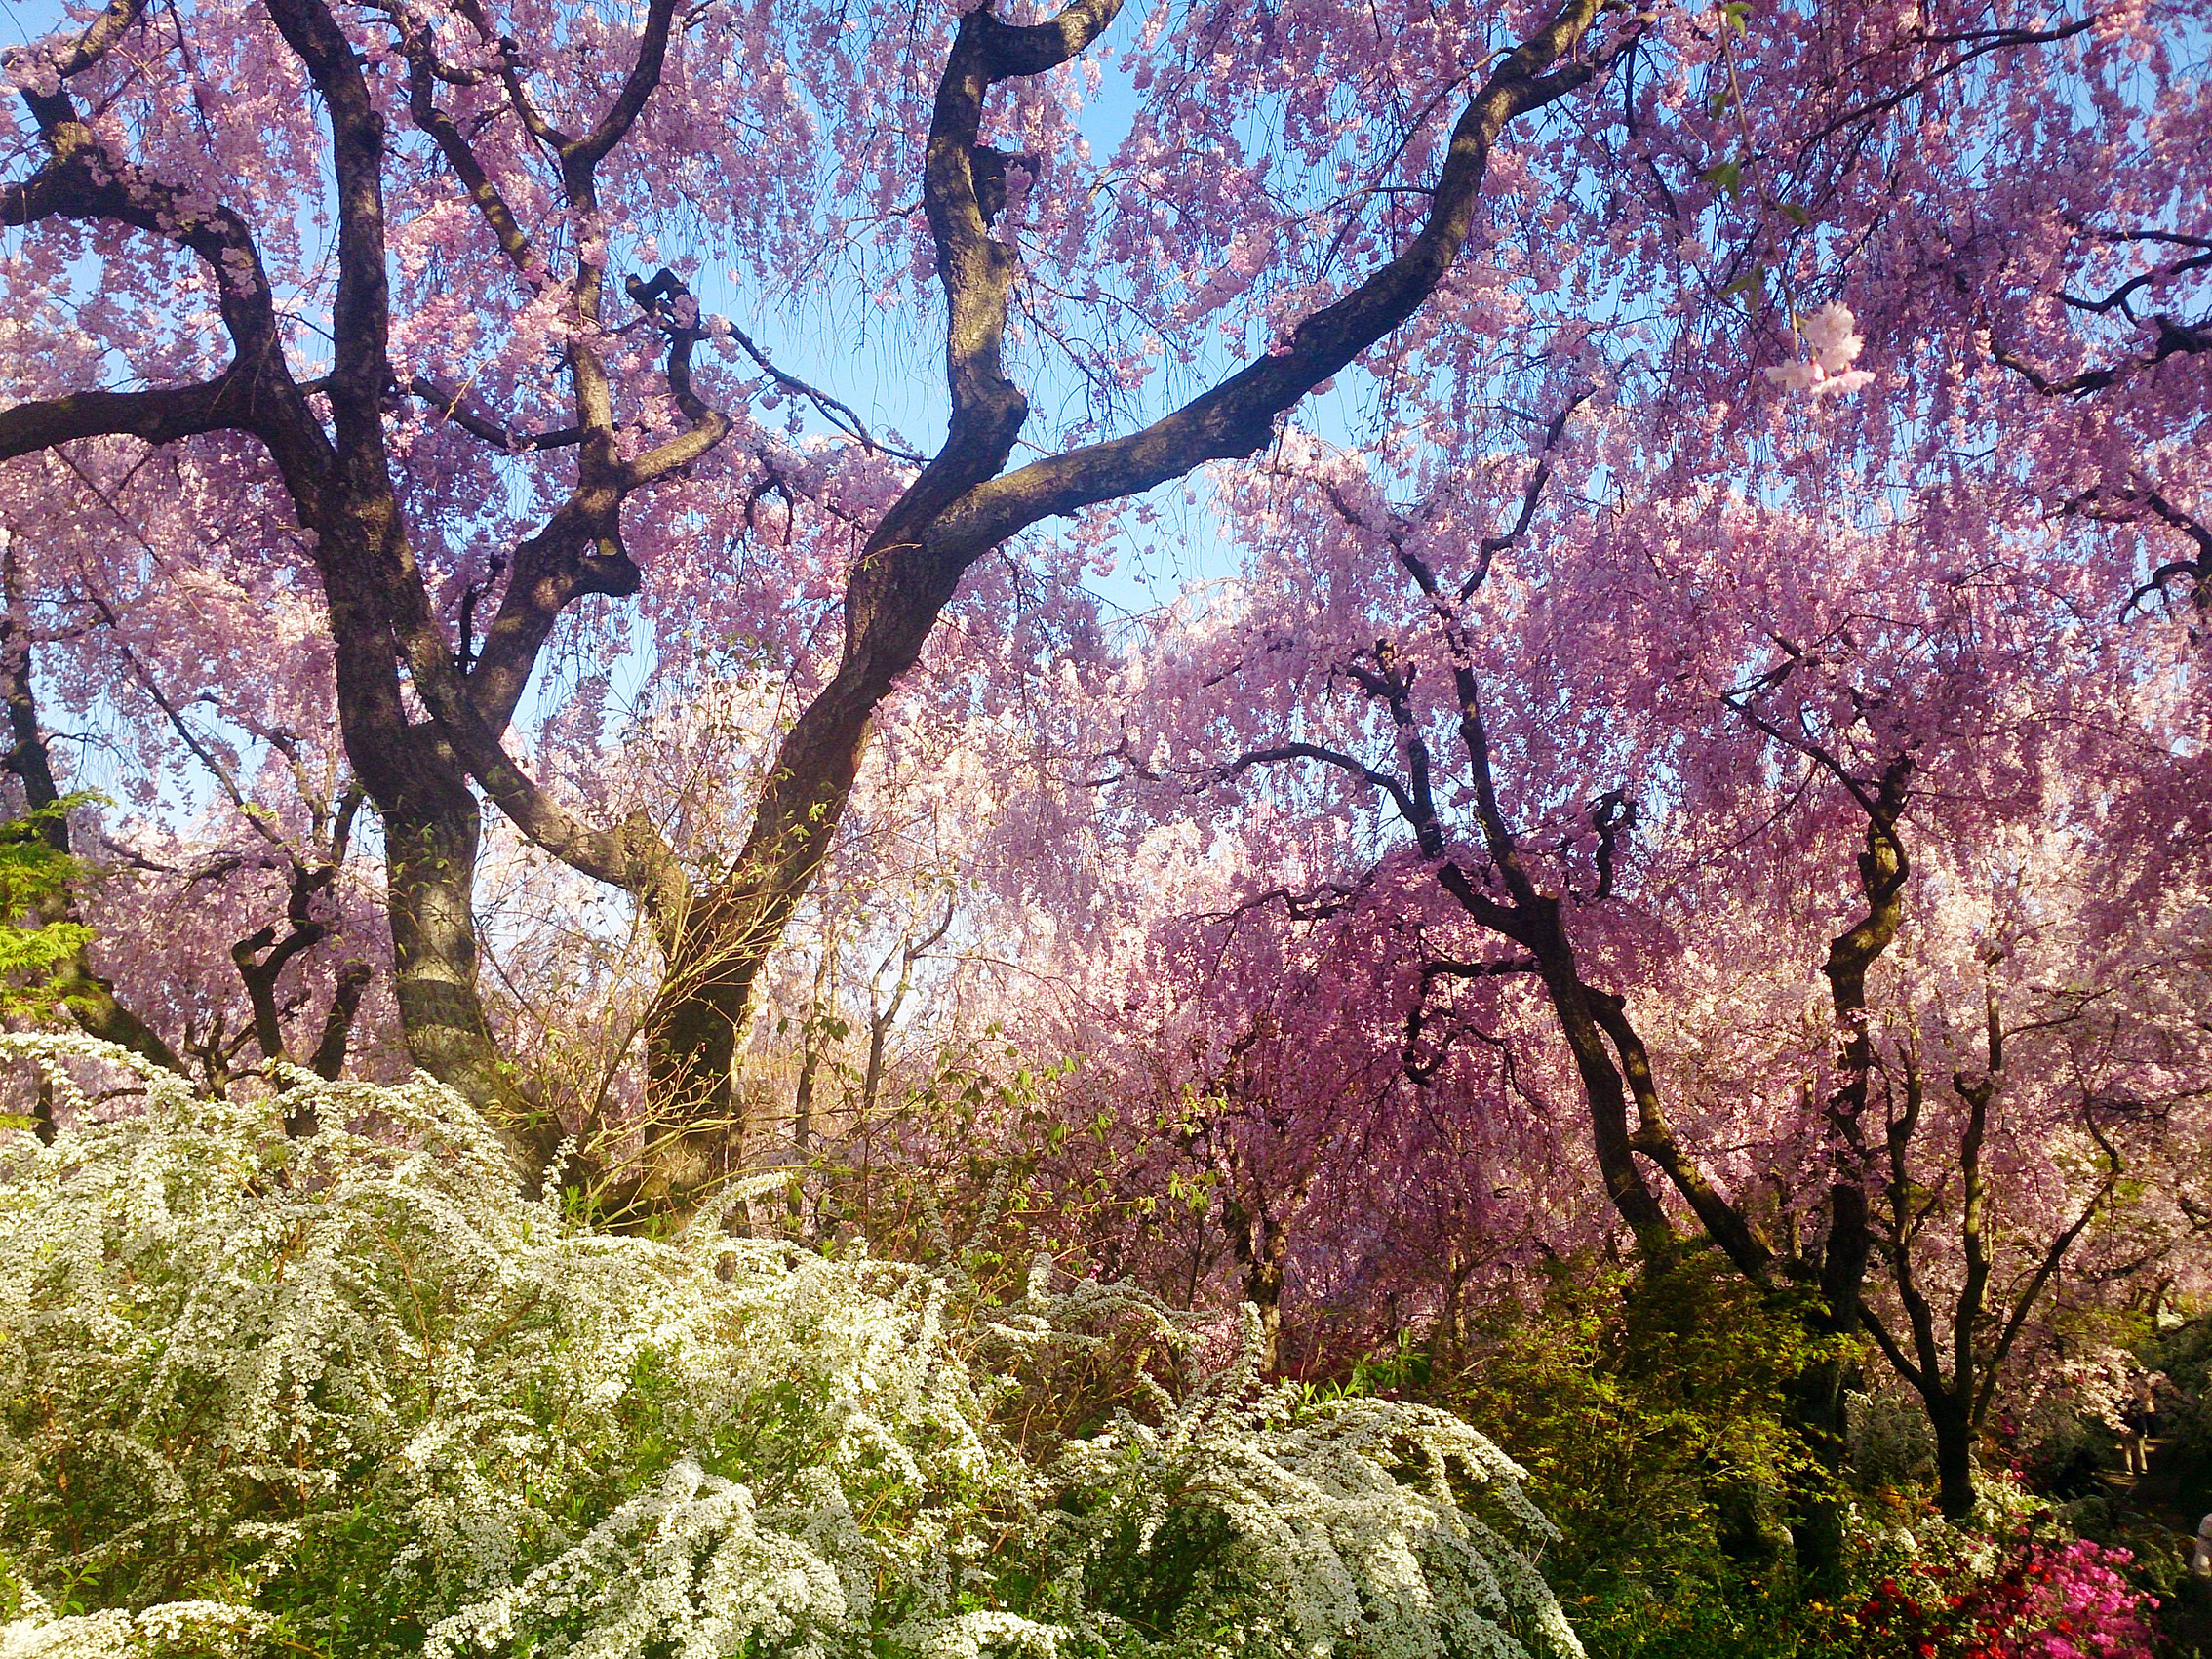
(1466, 390, 1591, 600)
(407, 376, 585, 451)
(720, 318, 921, 461)
(1796, 17, 2093, 150)
(1217, 740, 1425, 831)
(3, 95, 299, 446)
(1991, 312, 2210, 398)
(932, 0, 1618, 554)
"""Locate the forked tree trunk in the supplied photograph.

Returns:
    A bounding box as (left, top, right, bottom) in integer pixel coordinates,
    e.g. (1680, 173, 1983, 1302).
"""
(595, 0, 1615, 1213)
(633, 889, 777, 1213)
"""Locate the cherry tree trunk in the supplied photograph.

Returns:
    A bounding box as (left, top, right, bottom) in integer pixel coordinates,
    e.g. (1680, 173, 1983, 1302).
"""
(639, 956, 753, 1212)
(1787, 1354, 1855, 1588)
(383, 782, 503, 1102)
(1930, 1397, 1976, 1521)
(1220, 1191, 1290, 1373)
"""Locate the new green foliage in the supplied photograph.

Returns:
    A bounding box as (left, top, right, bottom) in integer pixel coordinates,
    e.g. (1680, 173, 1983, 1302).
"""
(0, 797, 95, 1020)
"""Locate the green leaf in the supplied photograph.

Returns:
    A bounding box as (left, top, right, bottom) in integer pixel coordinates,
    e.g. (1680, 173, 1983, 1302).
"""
(1721, 267, 1767, 302)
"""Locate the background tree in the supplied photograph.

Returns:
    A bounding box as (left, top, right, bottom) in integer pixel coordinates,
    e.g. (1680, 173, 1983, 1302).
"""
(1086, 409, 2210, 1530)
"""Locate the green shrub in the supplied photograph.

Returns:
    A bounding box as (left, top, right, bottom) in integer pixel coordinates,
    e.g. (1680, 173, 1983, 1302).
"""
(0, 797, 98, 1021)
(1442, 1255, 1838, 1602)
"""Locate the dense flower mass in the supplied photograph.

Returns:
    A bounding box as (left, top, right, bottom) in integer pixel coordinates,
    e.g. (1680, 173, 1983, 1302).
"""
(0, 1037, 1581, 1659)
(1841, 1523, 2156, 1659)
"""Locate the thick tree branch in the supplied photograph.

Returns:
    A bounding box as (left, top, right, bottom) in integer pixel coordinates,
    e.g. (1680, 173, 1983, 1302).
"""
(1593, 988, 1782, 1284)
(622, 310, 731, 485)
(1821, 752, 1913, 1149)
(262, 0, 394, 415)
(2, 66, 305, 457)
(401, 601, 681, 899)
(30, 0, 151, 79)
(564, 0, 679, 175)
(0, 375, 266, 462)
(464, 271, 727, 729)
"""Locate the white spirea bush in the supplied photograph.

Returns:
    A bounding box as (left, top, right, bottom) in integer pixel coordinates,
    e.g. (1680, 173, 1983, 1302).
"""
(0, 1037, 1580, 1659)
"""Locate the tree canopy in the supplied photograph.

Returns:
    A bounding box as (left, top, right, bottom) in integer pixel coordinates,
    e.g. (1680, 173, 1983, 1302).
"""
(2, 0, 2208, 1548)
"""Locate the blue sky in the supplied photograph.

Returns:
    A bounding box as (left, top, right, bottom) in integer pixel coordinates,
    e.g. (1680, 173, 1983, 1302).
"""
(0, 0, 1260, 627)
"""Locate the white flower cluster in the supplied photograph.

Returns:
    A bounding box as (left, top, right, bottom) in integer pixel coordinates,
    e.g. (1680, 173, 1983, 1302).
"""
(0, 1601, 271, 1659)
(1040, 1314, 1584, 1659)
(1761, 302, 1875, 398)
(1, 1595, 270, 1659)
(2048, 1347, 2161, 1436)
(0, 1038, 1578, 1659)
